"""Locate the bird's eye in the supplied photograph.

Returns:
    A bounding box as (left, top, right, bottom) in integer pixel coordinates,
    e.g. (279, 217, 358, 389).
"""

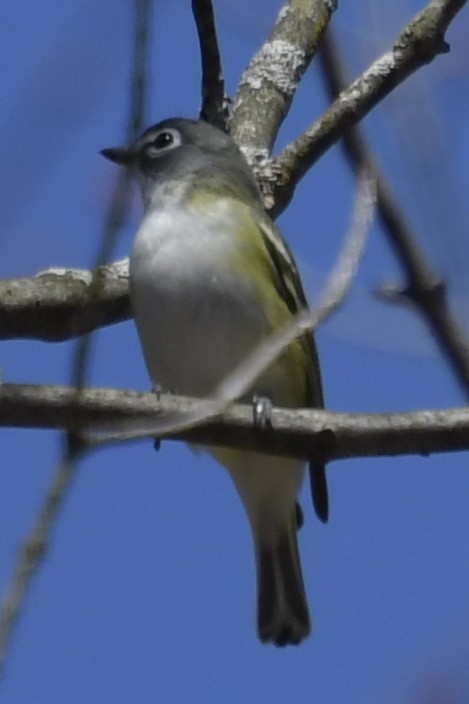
(145, 128, 181, 157)
(153, 131, 174, 149)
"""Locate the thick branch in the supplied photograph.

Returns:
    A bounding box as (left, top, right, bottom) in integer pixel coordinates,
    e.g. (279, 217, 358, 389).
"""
(271, 0, 467, 215)
(0, 261, 130, 342)
(230, 0, 337, 161)
(1, 383, 469, 461)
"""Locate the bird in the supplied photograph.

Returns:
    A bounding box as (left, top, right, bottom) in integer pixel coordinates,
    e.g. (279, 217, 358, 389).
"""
(101, 117, 328, 646)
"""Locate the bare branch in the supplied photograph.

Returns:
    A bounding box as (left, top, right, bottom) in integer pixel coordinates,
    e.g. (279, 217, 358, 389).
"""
(1, 383, 469, 461)
(192, 0, 229, 131)
(271, 0, 467, 216)
(0, 261, 130, 342)
(317, 30, 469, 397)
(230, 0, 337, 160)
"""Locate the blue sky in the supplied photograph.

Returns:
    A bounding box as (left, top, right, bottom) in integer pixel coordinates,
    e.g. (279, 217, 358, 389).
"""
(2, 1, 469, 702)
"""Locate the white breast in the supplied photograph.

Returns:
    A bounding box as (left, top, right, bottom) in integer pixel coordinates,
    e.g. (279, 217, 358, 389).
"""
(129, 199, 268, 396)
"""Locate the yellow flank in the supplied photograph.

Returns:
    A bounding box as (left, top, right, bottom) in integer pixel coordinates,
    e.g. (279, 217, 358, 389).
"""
(189, 192, 311, 409)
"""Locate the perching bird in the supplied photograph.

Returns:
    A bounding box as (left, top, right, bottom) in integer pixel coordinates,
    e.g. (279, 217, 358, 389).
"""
(101, 118, 328, 646)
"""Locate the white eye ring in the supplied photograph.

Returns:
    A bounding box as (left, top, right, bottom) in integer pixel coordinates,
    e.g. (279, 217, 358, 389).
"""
(145, 128, 182, 157)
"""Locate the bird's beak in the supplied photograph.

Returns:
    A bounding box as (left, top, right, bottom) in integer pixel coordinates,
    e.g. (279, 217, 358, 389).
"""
(100, 146, 135, 166)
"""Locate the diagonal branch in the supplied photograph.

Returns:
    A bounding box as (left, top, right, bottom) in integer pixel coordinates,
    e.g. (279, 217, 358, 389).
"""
(0, 449, 82, 673)
(317, 30, 469, 398)
(271, 0, 467, 216)
(230, 0, 337, 161)
(192, 0, 229, 131)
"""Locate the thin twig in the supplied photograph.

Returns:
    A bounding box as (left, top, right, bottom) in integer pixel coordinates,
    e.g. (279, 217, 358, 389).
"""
(0, 447, 82, 671)
(192, 0, 229, 131)
(317, 29, 469, 398)
(0, 0, 153, 677)
(271, 0, 467, 216)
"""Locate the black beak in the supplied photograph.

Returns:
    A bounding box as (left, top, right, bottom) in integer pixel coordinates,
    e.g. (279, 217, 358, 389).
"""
(100, 146, 135, 166)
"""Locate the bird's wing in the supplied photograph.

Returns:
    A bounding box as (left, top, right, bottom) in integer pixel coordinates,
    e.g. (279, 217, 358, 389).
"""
(258, 217, 329, 523)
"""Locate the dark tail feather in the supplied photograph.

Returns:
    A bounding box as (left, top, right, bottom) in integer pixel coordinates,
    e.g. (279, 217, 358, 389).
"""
(257, 521, 310, 646)
(309, 461, 329, 523)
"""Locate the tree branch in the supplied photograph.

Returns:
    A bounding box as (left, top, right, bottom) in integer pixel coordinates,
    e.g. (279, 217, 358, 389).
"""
(1, 383, 469, 462)
(317, 30, 469, 398)
(270, 0, 467, 216)
(192, 0, 229, 131)
(0, 261, 130, 342)
(230, 0, 337, 161)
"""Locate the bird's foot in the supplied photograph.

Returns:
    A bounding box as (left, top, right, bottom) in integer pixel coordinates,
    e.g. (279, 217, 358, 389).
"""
(252, 395, 273, 430)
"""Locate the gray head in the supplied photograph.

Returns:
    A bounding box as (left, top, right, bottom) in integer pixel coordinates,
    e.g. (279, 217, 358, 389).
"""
(101, 117, 261, 208)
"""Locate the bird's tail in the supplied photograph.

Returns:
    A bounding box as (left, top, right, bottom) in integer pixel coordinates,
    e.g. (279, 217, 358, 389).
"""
(255, 513, 311, 646)
(212, 448, 310, 645)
